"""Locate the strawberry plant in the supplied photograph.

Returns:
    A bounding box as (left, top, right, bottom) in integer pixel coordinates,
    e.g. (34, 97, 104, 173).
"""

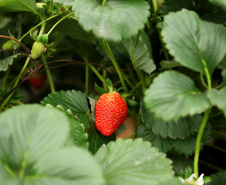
(0, 0, 226, 184)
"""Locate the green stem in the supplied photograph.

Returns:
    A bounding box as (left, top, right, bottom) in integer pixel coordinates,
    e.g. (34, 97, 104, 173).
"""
(126, 64, 137, 85)
(103, 69, 107, 90)
(130, 40, 146, 92)
(19, 150, 29, 178)
(0, 58, 30, 111)
(19, 14, 59, 42)
(206, 143, 226, 154)
(100, 39, 127, 90)
(151, 0, 169, 61)
(125, 134, 135, 139)
(2, 68, 10, 89)
(102, 0, 107, 6)
(158, 29, 169, 61)
(41, 56, 55, 93)
(199, 160, 225, 172)
(212, 130, 226, 142)
(89, 64, 106, 85)
(151, 0, 158, 14)
(47, 12, 74, 36)
(194, 108, 211, 178)
(202, 59, 211, 89)
(200, 73, 208, 89)
(209, 111, 223, 119)
(0, 159, 15, 177)
(85, 63, 89, 96)
(38, 22, 46, 37)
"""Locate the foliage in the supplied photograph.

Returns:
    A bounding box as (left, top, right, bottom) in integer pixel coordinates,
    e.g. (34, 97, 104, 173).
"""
(0, 0, 226, 184)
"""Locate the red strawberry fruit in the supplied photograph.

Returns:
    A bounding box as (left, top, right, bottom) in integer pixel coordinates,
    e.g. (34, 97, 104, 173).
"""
(28, 73, 47, 90)
(95, 92, 128, 136)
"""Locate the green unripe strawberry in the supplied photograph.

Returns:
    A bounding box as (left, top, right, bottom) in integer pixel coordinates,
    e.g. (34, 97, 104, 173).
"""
(2, 40, 14, 49)
(30, 41, 45, 59)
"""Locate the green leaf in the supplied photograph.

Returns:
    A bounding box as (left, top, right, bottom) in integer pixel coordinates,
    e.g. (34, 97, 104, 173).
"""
(159, 0, 226, 24)
(87, 123, 116, 154)
(159, 0, 195, 16)
(122, 31, 156, 74)
(115, 123, 126, 134)
(41, 90, 89, 118)
(72, 0, 150, 42)
(103, 77, 113, 92)
(95, 139, 183, 185)
(201, 9, 226, 24)
(209, 0, 226, 11)
(0, 104, 69, 169)
(162, 9, 226, 77)
(78, 114, 90, 129)
(88, 97, 97, 121)
(0, 0, 39, 14)
(45, 104, 88, 148)
(136, 121, 211, 155)
(207, 172, 226, 185)
(207, 89, 226, 117)
(144, 71, 211, 121)
(0, 54, 21, 71)
(67, 112, 88, 148)
(59, 18, 94, 43)
(94, 83, 108, 95)
(0, 105, 105, 185)
(141, 101, 203, 139)
(0, 89, 24, 104)
(160, 60, 181, 69)
(31, 148, 105, 185)
(167, 153, 193, 176)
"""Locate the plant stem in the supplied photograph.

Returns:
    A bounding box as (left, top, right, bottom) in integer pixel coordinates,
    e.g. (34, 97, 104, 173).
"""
(151, 0, 158, 14)
(125, 134, 135, 139)
(194, 108, 211, 178)
(200, 73, 208, 89)
(89, 64, 106, 85)
(202, 59, 211, 89)
(151, 0, 169, 61)
(2, 68, 10, 89)
(41, 56, 55, 93)
(206, 143, 226, 154)
(199, 160, 225, 172)
(209, 111, 223, 119)
(47, 12, 75, 36)
(130, 38, 146, 92)
(19, 150, 29, 178)
(100, 39, 127, 90)
(102, 0, 107, 6)
(211, 130, 226, 142)
(0, 159, 15, 177)
(126, 64, 137, 85)
(0, 58, 30, 111)
(19, 14, 59, 42)
(38, 22, 46, 37)
(85, 63, 89, 96)
(103, 69, 107, 90)
(158, 29, 169, 61)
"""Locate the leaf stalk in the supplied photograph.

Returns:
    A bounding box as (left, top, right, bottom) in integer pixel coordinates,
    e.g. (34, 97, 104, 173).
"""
(194, 108, 211, 178)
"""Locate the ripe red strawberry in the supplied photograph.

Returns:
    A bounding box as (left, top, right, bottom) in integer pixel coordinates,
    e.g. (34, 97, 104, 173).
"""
(28, 73, 47, 90)
(95, 92, 128, 136)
